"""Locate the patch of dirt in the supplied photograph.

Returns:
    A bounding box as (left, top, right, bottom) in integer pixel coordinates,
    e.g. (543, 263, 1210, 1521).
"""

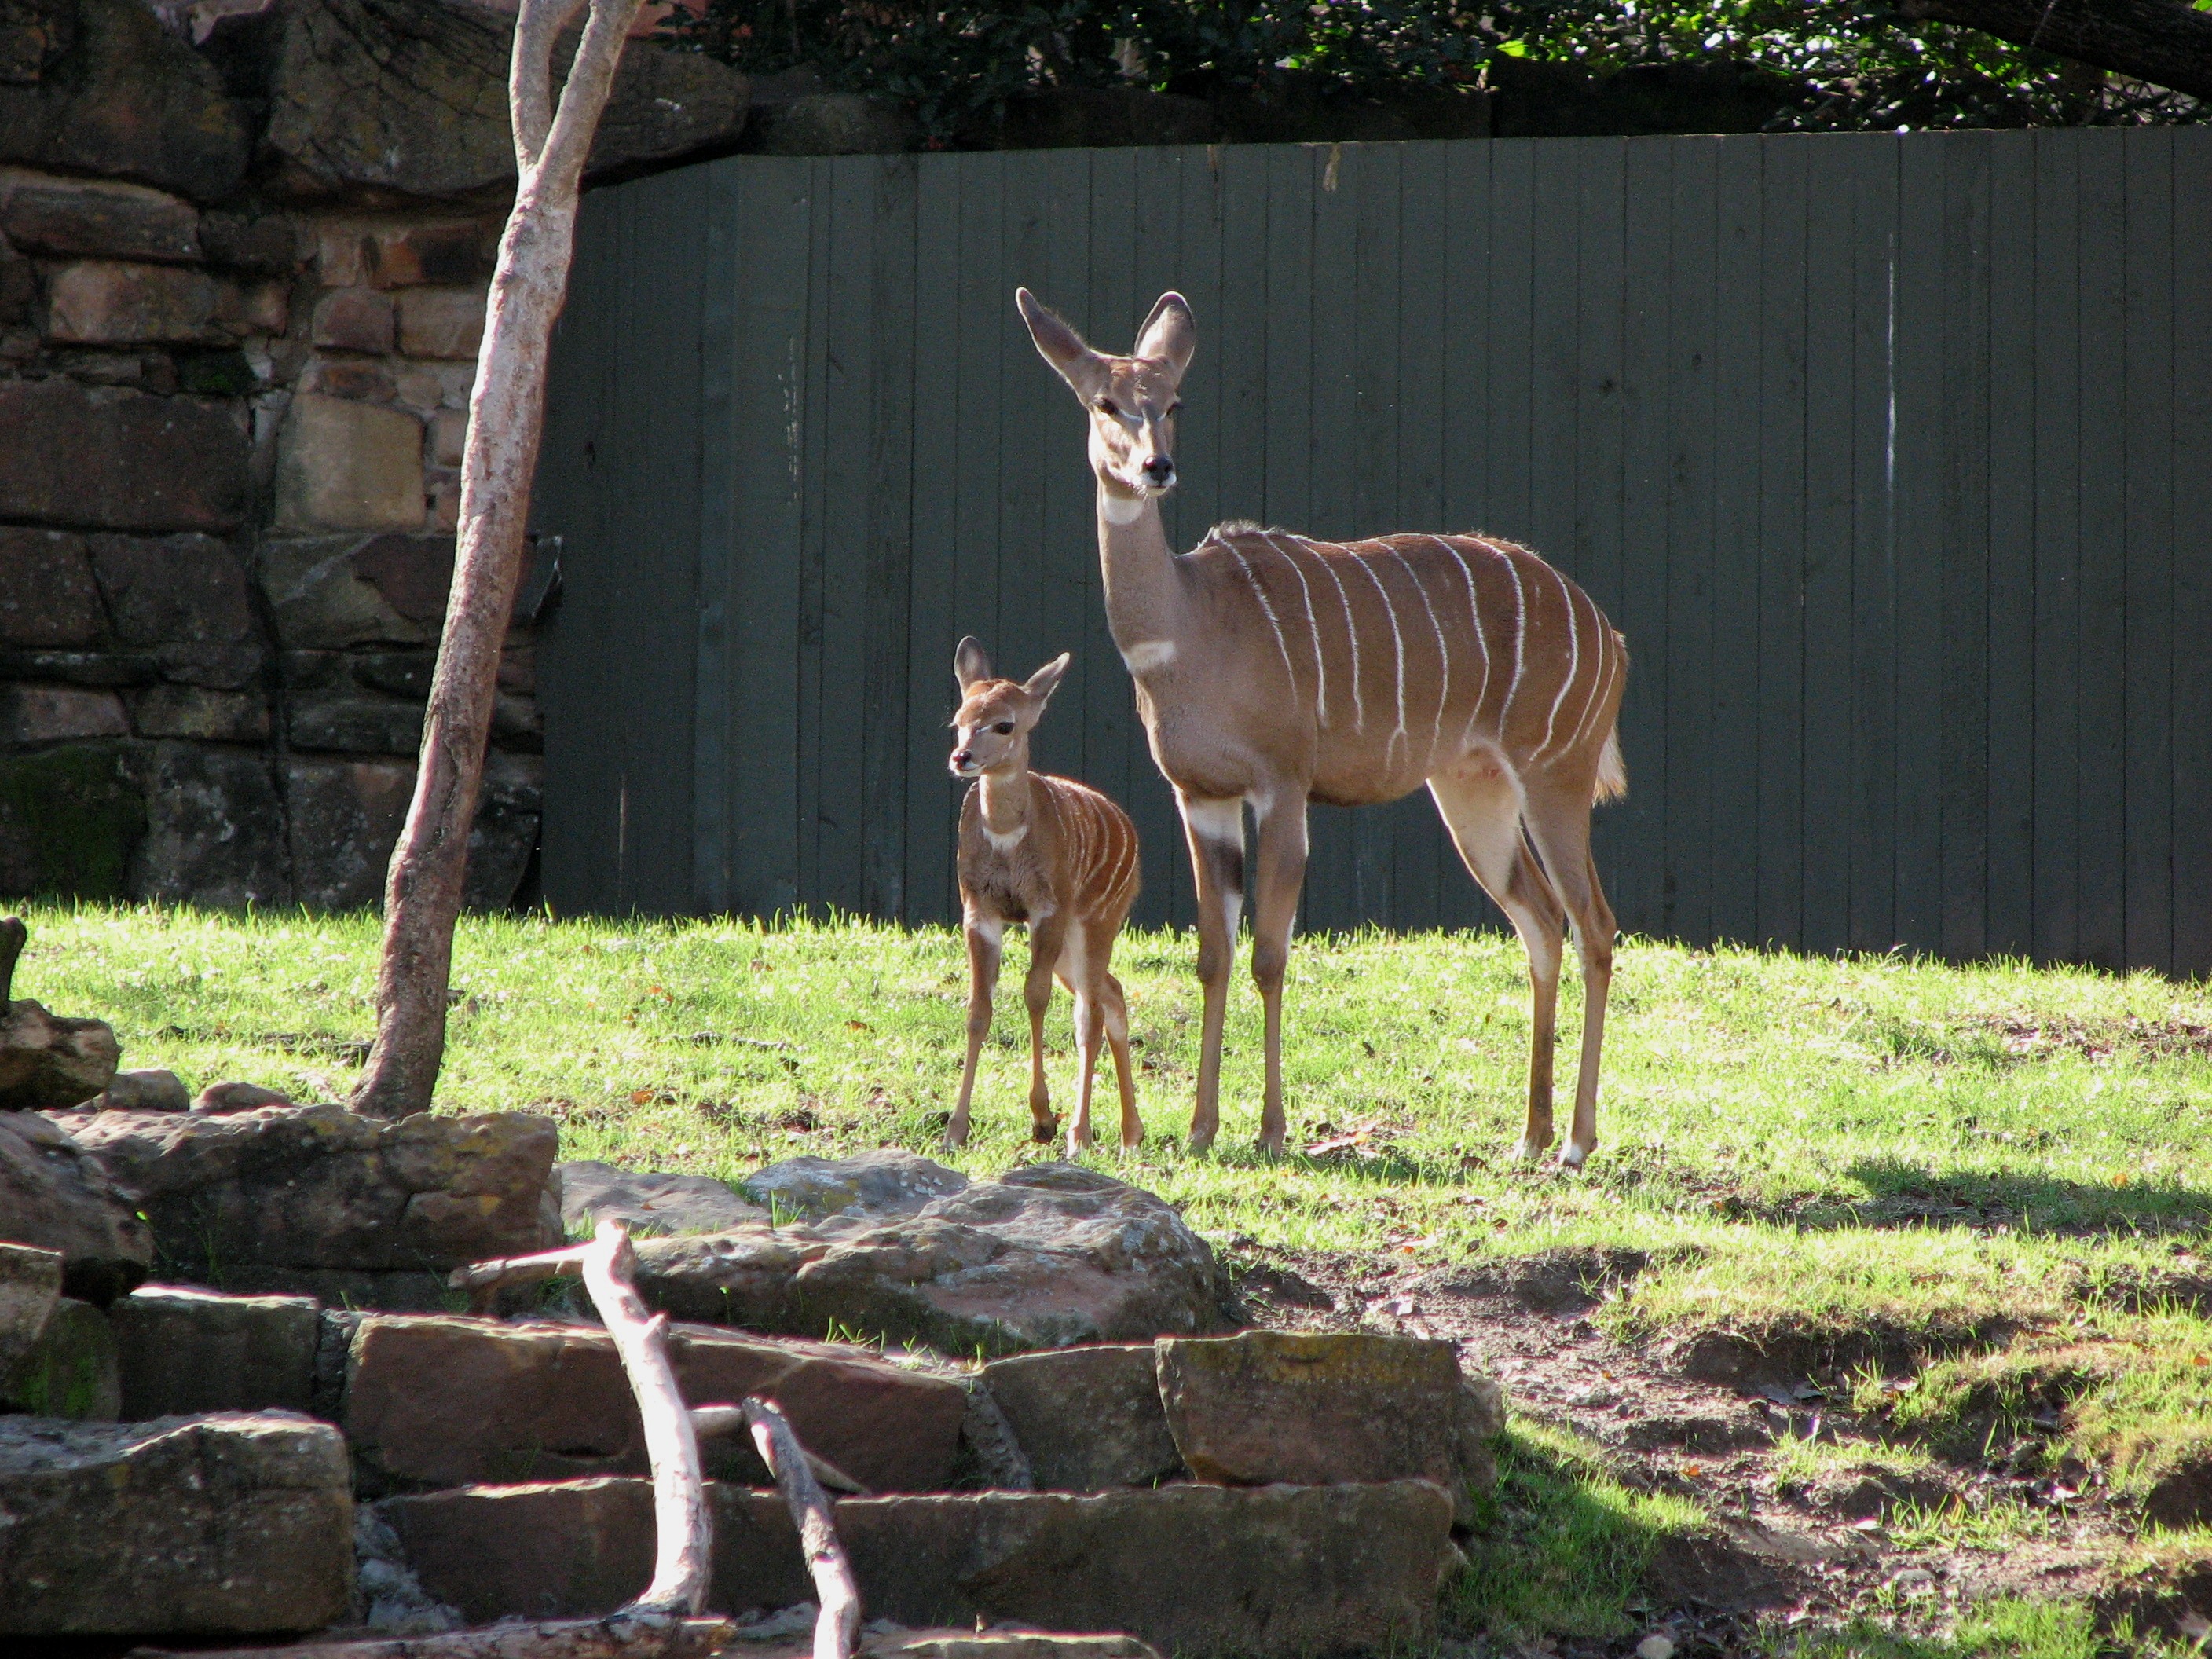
(1224, 1243, 2137, 1650)
(1965, 1013, 2212, 1064)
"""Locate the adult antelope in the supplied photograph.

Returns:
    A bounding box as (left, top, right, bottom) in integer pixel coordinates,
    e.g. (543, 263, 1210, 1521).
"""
(947, 638, 1144, 1155)
(1016, 287, 1628, 1168)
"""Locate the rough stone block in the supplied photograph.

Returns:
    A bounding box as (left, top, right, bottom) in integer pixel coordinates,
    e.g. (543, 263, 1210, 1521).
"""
(1, 1295, 119, 1419)
(386, 1479, 1454, 1655)
(752, 93, 917, 156)
(85, 531, 256, 649)
(200, 211, 297, 273)
(92, 1068, 191, 1112)
(427, 407, 466, 468)
(0, 682, 129, 742)
(983, 1345, 1180, 1491)
(289, 693, 423, 755)
(394, 284, 485, 359)
(215, 279, 288, 336)
(46, 258, 222, 344)
(275, 394, 425, 532)
(129, 683, 271, 742)
(0, 379, 249, 532)
(68, 1104, 561, 1278)
(0, 1239, 61, 1383)
(260, 533, 452, 647)
(282, 754, 412, 910)
(313, 286, 395, 353)
(0, 1108, 151, 1303)
(127, 741, 292, 907)
(195, 1081, 294, 1113)
(110, 1285, 322, 1420)
(1156, 1331, 1477, 1518)
(372, 219, 496, 287)
(0, 174, 202, 262)
(0, 529, 105, 650)
(559, 1159, 767, 1237)
(0, 742, 145, 900)
(302, 352, 397, 402)
(346, 1314, 967, 1493)
(0, 996, 119, 1109)
(0, 1412, 353, 1635)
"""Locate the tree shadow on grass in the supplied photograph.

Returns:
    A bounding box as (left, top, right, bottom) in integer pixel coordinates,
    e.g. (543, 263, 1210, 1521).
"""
(1807, 1158, 2212, 1243)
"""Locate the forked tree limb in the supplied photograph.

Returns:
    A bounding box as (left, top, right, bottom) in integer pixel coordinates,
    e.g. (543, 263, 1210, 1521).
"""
(743, 1397, 862, 1659)
(1897, 0, 2212, 100)
(692, 1405, 872, 1495)
(352, 0, 646, 1120)
(145, 1617, 738, 1659)
(453, 1221, 711, 1616)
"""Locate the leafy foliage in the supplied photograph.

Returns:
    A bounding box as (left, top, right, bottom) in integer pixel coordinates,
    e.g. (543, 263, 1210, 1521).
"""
(659, 0, 2204, 141)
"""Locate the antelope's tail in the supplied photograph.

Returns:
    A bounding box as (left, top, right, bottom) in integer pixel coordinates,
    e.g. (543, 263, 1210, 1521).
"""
(1594, 721, 1627, 804)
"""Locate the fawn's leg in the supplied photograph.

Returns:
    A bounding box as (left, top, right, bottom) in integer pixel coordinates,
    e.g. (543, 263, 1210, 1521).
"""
(1100, 969, 1141, 1150)
(948, 917, 1002, 1148)
(1059, 922, 1102, 1153)
(1023, 911, 1069, 1142)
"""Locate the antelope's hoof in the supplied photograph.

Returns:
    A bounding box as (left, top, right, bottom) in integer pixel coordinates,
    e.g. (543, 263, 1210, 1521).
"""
(1255, 1131, 1286, 1159)
(1511, 1136, 1551, 1164)
(1558, 1141, 1594, 1171)
(1030, 1116, 1060, 1144)
(1188, 1129, 1218, 1156)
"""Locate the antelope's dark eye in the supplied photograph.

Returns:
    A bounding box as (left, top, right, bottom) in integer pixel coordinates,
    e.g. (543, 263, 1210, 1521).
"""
(993, 720, 1014, 734)
(1095, 397, 1119, 418)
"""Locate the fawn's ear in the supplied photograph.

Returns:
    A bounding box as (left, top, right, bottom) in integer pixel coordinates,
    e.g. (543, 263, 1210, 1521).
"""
(1017, 288, 1108, 404)
(954, 636, 994, 694)
(1133, 291, 1195, 384)
(1023, 652, 1071, 708)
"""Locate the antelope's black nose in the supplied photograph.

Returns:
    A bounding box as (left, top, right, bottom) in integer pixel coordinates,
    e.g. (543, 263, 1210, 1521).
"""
(952, 749, 973, 768)
(1142, 454, 1175, 485)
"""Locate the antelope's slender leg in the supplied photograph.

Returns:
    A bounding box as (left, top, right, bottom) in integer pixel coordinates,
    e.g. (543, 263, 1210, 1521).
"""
(1060, 923, 1101, 1153)
(1247, 790, 1310, 1158)
(1022, 910, 1070, 1142)
(1429, 760, 1566, 1160)
(1100, 969, 1141, 1149)
(949, 918, 1002, 1149)
(1179, 793, 1245, 1154)
(1520, 778, 1617, 1168)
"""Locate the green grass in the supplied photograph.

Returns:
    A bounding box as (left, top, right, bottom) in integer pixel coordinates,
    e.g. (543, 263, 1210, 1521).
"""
(16, 901, 2212, 1643)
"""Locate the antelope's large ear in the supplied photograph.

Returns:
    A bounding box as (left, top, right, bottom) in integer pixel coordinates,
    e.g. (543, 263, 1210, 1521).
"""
(1023, 652, 1071, 707)
(1133, 291, 1195, 384)
(954, 635, 993, 694)
(1017, 288, 1108, 403)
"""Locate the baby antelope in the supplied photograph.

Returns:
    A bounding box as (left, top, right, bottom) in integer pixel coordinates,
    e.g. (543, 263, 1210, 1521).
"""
(947, 637, 1143, 1153)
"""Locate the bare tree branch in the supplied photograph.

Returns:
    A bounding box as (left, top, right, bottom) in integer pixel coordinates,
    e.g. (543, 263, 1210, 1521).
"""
(692, 1406, 873, 1495)
(511, 0, 590, 169)
(742, 1397, 863, 1659)
(539, 0, 649, 186)
(1898, 0, 2212, 100)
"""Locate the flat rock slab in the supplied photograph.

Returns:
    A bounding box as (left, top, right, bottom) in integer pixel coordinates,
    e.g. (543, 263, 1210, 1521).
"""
(0, 1108, 152, 1303)
(741, 1148, 969, 1225)
(983, 1344, 1180, 1490)
(0, 1294, 118, 1419)
(111, 1284, 322, 1420)
(0, 996, 119, 1108)
(345, 1313, 967, 1494)
(0, 1238, 61, 1379)
(67, 1104, 561, 1277)
(558, 1159, 767, 1236)
(384, 1478, 1454, 1657)
(635, 1163, 1226, 1355)
(0, 1411, 353, 1635)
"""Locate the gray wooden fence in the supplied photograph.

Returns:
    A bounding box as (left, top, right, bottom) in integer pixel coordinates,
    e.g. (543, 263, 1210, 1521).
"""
(534, 129, 2212, 976)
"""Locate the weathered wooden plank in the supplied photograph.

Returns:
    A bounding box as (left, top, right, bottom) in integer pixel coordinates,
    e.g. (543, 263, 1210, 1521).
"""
(793, 159, 836, 909)
(2031, 131, 2082, 965)
(2168, 126, 2212, 977)
(861, 156, 919, 920)
(1753, 134, 1808, 951)
(1485, 142, 1537, 551)
(1662, 138, 1717, 949)
(1846, 136, 1896, 954)
(2121, 130, 2174, 973)
(1936, 131, 1993, 961)
(1706, 135, 1761, 949)
(2073, 129, 2128, 971)
(1035, 145, 1097, 824)
(1891, 134, 1948, 953)
(1983, 131, 2038, 961)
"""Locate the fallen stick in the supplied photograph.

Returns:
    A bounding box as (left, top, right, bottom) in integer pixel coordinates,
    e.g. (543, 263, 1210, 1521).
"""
(450, 1221, 710, 1615)
(743, 1395, 862, 1659)
(129, 1616, 736, 1659)
(693, 1404, 870, 1495)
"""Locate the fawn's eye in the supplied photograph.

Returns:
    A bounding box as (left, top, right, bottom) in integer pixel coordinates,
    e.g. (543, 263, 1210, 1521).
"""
(993, 721, 1014, 734)
(1094, 397, 1119, 418)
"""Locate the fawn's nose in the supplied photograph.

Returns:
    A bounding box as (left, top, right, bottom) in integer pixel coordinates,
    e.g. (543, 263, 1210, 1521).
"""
(1141, 454, 1175, 487)
(950, 749, 974, 771)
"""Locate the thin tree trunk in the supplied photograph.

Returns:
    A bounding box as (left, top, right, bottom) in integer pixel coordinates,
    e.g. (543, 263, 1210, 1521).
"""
(743, 1397, 863, 1659)
(1898, 0, 2212, 100)
(353, 0, 644, 1119)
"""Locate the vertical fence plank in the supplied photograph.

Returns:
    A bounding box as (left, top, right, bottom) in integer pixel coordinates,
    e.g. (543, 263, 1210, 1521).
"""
(862, 157, 918, 920)
(2074, 130, 2128, 971)
(2031, 132, 2082, 965)
(1847, 137, 1897, 954)
(2120, 132, 2173, 976)
(1707, 136, 1762, 949)
(2170, 128, 2212, 978)
(1485, 142, 1536, 544)
(1937, 133, 1992, 961)
(1754, 136, 1807, 951)
(1664, 137, 1718, 948)
(1617, 137, 1672, 943)
(1983, 132, 2037, 960)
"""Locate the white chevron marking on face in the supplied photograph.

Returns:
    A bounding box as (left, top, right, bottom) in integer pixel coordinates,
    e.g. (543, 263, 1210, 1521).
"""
(1262, 533, 1329, 723)
(1537, 564, 1582, 760)
(1302, 538, 1364, 733)
(1434, 537, 1492, 754)
(1388, 545, 1450, 773)
(1228, 542, 1299, 698)
(1351, 549, 1408, 762)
